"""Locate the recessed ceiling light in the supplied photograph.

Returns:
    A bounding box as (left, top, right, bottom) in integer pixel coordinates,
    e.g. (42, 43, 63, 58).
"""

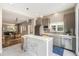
(9, 3, 14, 5)
(26, 8, 29, 10)
(40, 16, 43, 18)
(54, 13, 59, 16)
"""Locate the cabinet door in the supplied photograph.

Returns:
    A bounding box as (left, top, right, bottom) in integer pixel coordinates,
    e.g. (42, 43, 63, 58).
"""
(53, 36, 58, 46)
(42, 17, 49, 26)
(64, 12, 75, 34)
(58, 37, 62, 47)
(61, 37, 65, 48)
(36, 17, 42, 25)
(53, 36, 61, 47)
(64, 38, 72, 50)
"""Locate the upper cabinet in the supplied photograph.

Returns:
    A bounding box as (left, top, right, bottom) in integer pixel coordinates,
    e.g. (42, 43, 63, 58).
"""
(19, 21, 28, 35)
(47, 7, 75, 34)
(49, 14, 64, 24)
(36, 17, 42, 25)
(36, 16, 50, 26)
(42, 16, 50, 26)
(48, 13, 64, 32)
(64, 12, 75, 35)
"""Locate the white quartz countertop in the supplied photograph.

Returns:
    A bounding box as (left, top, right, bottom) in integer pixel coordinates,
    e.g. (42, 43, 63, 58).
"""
(42, 33, 76, 39)
(22, 34, 53, 41)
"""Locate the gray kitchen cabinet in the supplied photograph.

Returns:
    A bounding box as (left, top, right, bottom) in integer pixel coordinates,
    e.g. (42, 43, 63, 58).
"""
(64, 12, 75, 35)
(53, 37, 58, 46)
(36, 17, 42, 25)
(42, 16, 50, 26)
(53, 35, 74, 51)
(61, 35, 75, 50)
(53, 36, 62, 47)
(59, 37, 72, 50)
(61, 37, 65, 48)
(58, 37, 62, 47)
(64, 38, 72, 50)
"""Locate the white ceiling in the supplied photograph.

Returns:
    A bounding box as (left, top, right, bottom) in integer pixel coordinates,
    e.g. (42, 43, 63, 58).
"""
(2, 9, 31, 24)
(1, 3, 76, 24)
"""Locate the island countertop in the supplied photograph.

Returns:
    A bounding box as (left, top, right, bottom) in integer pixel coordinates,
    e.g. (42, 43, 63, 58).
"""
(42, 33, 76, 39)
(22, 34, 53, 41)
(21, 34, 53, 56)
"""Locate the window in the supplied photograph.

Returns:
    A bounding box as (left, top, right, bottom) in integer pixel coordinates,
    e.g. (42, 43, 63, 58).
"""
(57, 25, 64, 32)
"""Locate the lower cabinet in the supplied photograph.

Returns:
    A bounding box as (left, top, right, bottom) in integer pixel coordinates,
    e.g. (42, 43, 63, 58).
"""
(61, 37, 73, 50)
(64, 38, 72, 50)
(61, 38, 65, 48)
(53, 36, 73, 50)
(53, 36, 61, 47)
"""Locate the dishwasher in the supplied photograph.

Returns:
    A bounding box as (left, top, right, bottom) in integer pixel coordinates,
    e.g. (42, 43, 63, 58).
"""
(61, 35, 75, 50)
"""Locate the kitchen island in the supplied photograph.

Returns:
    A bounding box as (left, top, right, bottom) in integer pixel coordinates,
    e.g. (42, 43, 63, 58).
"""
(22, 35, 53, 56)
